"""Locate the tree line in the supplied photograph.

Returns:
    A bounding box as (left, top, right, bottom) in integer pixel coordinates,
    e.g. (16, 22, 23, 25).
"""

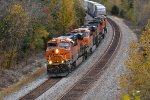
(95, 0, 150, 25)
(0, 0, 86, 69)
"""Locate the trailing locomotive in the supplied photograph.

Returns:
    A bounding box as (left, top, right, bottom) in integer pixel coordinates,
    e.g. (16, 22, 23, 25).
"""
(46, 1, 107, 77)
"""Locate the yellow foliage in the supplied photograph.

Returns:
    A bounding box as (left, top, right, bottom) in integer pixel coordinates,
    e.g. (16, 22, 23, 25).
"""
(120, 19, 150, 99)
(9, 4, 24, 15)
(5, 3, 29, 37)
(0, 3, 29, 68)
(0, 49, 17, 68)
(58, 0, 76, 32)
(34, 28, 49, 38)
(123, 94, 130, 100)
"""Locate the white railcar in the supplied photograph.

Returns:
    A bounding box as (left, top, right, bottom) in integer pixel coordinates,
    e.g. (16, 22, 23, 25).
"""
(87, 1, 95, 16)
(87, 0, 106, 17)
(94, 3, 106, 16)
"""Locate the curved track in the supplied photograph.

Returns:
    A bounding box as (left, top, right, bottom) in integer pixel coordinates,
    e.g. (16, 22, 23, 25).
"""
(20, 78, 61, 100)
(20, 18, 121, 100)
(59, 18, 121, 100)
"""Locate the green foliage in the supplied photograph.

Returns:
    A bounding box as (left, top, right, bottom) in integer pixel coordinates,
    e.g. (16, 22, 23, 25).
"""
(111, 5, 119, 15)
(22, 35, 32, 53)
(126, 9, 137, 23)
(119, 9, 126, 17)
(73, 0, 86, 27)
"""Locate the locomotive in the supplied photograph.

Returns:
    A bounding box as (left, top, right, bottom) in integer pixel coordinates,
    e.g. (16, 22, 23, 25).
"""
(46, 16, 107, 77)
(46, 1, 107, 77)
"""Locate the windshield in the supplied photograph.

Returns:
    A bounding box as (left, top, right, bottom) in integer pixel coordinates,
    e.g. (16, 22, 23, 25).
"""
(47, 43, 58, 49)
(82, 32, 89, 37)
(59, 42, 70, 48)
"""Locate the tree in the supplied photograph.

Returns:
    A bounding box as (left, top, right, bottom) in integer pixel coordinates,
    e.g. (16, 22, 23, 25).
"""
(0, 3, 29, 68)
(120, 20, 150, 99)
(111, 5, 119, 15)
(43, 0, 85, 35)
(73, 0, 86, 27)
(58, 0, 76, 34)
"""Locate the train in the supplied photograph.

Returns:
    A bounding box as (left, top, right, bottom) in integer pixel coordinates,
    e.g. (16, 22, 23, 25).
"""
(45, 1, 107, 77)
(85, 0, 106, 17)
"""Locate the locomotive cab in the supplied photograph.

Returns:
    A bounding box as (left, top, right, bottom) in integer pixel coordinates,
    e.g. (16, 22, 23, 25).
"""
(46, 37, 75, 77)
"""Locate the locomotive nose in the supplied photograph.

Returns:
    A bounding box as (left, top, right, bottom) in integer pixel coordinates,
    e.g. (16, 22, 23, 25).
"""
(55, 48, 59, 54)
(48, 47, 71, 65)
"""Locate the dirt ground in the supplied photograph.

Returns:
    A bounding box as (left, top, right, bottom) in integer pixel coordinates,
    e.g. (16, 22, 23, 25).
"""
(0, 52, 46, 89)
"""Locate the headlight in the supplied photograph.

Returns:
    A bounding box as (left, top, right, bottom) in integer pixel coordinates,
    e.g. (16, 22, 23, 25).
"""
(61, 60, 64, 64)
(49, 61, 52, 65)
(55, 49, 59, 54)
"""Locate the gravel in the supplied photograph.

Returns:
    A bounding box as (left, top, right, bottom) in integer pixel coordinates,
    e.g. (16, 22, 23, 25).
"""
(81, 16, 137, 100)
(36, 16, 113, 100)
(5, 73, 48, 100)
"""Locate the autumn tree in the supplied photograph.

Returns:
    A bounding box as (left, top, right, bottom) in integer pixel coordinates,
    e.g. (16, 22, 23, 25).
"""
(0, 0, 86, 68)
(0, 3, 29, 68)
(120, 20, 150, 99)
(97, 0, 150, 25)
(73, 0, 86, 27)
(58, 0, 76, 34)
(43, 0, 85, 35)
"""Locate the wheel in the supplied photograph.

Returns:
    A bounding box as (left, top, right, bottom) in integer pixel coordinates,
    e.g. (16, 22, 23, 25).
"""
(72, 61, 76, 70)
(102, 34, 105, 39)
(72, 61, 76, 67)
(99, 38, 101, 44)
(66, 61, 72, 72)
(96, 43, 99, 47)
(90, 48, 92, 53)
(84, 51, 88, 60)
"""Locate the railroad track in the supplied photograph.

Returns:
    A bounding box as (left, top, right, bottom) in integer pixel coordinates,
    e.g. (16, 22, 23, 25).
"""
(20, 18, 121, 100)
(20, 78, 61, 100)
(59, 18, 121, 100)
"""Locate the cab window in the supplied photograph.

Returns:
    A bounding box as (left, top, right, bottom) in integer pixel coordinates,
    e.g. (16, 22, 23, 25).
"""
(59, 42, 70, 49)
(47, 43, 57, 49)
(83, 32, 88, 37)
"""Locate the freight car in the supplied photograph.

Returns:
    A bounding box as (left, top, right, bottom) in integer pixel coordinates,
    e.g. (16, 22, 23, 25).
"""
(86, 0, 106, 17)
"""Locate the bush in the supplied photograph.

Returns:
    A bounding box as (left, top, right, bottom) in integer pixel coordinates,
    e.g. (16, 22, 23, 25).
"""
(119, 9, 126, 17)
(111, 5, 119, 16)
